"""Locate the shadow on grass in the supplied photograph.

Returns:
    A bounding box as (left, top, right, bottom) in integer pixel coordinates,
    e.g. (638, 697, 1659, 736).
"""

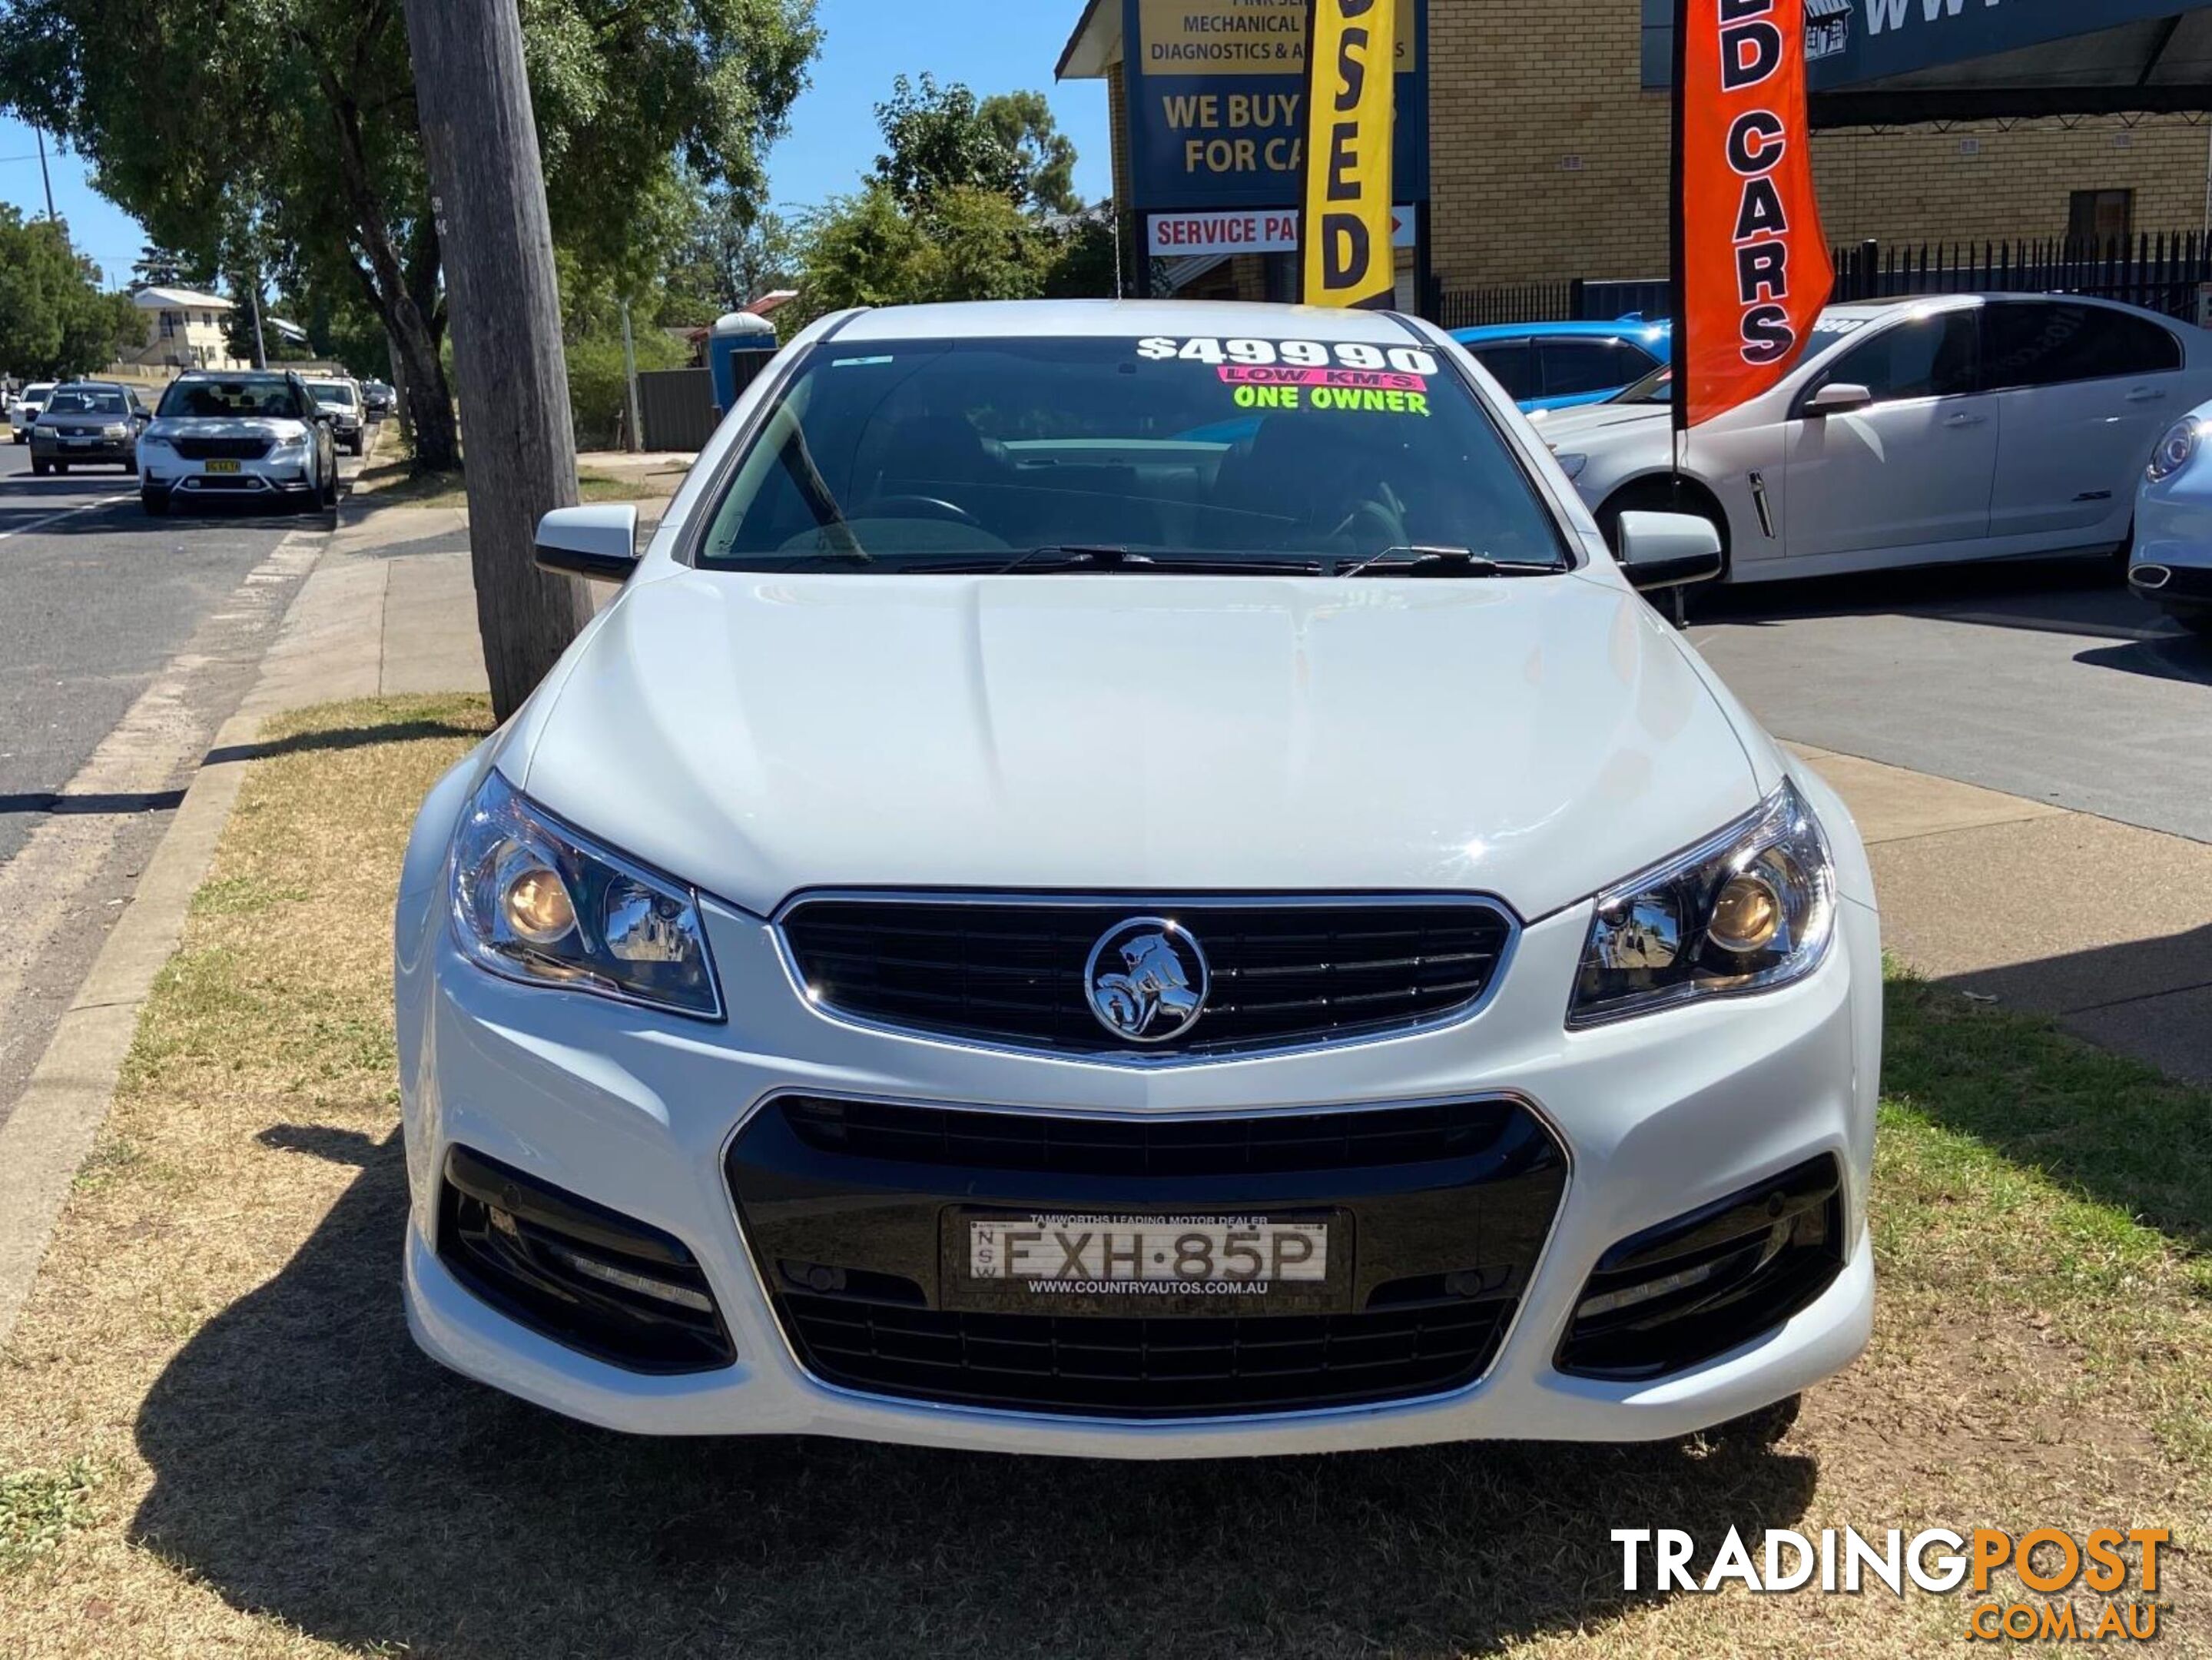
(131, 1132, 1817, 1659)
(204, 719, 484, 769)
(1882, 972, 2212, 1255)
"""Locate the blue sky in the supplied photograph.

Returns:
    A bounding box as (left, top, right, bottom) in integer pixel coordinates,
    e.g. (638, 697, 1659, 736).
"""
(0, 5, 1109, 292)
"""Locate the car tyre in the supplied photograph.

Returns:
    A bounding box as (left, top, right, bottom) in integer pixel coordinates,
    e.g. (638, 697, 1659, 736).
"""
(314, 457, 338, 513)
(51, 461, 68, 475)
(141, 485, 169, 515)
(122, 455, 138, 476)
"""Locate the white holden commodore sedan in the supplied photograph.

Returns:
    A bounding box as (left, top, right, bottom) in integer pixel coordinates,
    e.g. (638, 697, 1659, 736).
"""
(394, 299, 1881, 1456)
(1541, 293, 2212, 594)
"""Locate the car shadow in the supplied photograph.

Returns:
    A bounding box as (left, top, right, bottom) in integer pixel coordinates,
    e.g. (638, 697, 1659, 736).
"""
(1696, 555, 2168, 643)
(130, 1130, 1819, 1658)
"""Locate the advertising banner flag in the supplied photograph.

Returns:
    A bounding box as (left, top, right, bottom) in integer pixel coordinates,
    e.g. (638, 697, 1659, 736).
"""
(1298, 0, 1398, 308)
(1673, 0, 1833, 430)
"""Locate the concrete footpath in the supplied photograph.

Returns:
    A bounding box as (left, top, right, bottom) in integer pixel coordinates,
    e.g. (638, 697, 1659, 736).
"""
(2, 490, 2206, 1343)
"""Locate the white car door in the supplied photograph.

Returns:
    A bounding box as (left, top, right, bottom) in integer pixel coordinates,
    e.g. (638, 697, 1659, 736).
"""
(1782, 306, 2001, 563)
(1982, 299, 2187, 545)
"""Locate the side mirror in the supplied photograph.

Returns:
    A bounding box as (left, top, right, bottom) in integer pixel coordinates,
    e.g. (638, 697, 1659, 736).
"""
(535, 503, 638, 583)
(1616, 510, 1724, 593)
(1803, 381, 1873, 418)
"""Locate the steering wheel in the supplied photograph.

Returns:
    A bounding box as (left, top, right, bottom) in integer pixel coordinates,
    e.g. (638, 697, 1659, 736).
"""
(864, 493, 981, 528)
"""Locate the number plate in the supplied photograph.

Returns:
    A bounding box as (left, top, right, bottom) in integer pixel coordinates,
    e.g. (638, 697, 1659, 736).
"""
(944, 1210, 1349, 1315)
(204, 459, 241, 473)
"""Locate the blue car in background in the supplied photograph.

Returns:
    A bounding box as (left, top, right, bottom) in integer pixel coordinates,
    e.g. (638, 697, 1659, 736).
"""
(1448, 318, 1672, 413)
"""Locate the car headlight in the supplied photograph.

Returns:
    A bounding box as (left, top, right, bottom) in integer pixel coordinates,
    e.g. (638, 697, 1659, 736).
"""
(449, 769, 722, 1018)
(2148, 417, 2200, 482)
(101, 423, 128, 439)
(1568, 781, 1836, 1028)
(1553, 452, 1588, 480)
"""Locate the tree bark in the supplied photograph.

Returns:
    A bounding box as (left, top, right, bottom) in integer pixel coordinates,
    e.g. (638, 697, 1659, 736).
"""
(402, 0, 592, 719)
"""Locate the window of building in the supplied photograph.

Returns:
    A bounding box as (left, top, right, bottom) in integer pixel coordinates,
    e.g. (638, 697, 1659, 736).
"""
(1640, 0, 1673, 89)
(2068, 189, 2134, 245)
(160, 312, 177, 338)
(1982, 300, 2180, 390)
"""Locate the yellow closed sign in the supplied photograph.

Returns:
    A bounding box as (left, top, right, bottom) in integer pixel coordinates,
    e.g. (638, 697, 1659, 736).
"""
(1297, 0, 1398, 308)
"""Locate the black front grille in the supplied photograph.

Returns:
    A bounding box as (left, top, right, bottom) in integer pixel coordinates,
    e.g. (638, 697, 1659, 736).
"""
(782, 1293, 1513, 1416)
(174, 435, 272, 460)
(782, 1094, 1530, 1177)
(780, 896, 1516, 1055)
(728, 1094, 1567, 1418)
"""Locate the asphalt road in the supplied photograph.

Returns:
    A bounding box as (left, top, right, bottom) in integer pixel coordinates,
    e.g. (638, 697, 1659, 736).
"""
(0, 438, 320, 862)
(0, 433, 344, 1133)
(1691, 556, 2212, 844)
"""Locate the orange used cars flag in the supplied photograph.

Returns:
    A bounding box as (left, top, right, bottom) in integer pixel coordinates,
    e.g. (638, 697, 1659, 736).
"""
(1673, 0, 1833, 431)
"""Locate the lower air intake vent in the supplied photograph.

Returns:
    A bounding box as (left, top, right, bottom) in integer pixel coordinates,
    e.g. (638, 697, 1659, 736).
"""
(438, 1146, 733, 1373)
(1556, 1155, 1845, 1382)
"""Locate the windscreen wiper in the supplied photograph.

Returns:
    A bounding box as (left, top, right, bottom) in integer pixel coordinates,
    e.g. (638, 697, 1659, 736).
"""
(997, 546, 1328, 576)
(775, 422, 870, 563)
(1335, 545, 1564, 579)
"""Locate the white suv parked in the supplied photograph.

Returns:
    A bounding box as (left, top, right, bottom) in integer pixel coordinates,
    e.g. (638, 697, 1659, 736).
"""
(138, 369, 338, 514)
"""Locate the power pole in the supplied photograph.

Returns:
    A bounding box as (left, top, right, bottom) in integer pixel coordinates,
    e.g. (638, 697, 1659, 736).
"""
(619, 297, 642, 453)
(247, 278, 268, 370)
(403, 0, 592, 719)
(33, 128, 55, 224)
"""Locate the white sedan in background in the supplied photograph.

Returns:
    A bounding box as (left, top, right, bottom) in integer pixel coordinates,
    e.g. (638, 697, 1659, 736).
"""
(1537, 294, 2212, 603)
(2133, 397, 2212, 634)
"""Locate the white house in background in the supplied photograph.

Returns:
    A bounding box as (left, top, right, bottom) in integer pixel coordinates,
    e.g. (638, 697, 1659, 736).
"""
(127, 287, 247, 370)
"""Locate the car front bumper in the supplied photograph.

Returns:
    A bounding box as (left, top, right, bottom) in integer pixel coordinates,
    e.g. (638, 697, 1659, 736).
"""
(140, 457, 319, 498)
(31, 433, 132, 461)
(396, 795, 1881, 1456)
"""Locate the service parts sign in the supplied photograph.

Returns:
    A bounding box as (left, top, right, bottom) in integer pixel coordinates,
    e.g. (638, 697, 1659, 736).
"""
(1676, 0, 1833, 428)
(1124, 0, 1427, 215)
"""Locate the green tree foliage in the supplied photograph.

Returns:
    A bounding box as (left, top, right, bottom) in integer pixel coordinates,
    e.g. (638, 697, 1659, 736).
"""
(0, 0, 819, 470)
(980, 90, 1079, 217)
(129, 242, 211, 291)
(871, 75, 1080, 216)
(790, 76, 1111, 327)
(664, 192, 795, 322)
(0, 208, 135, 377)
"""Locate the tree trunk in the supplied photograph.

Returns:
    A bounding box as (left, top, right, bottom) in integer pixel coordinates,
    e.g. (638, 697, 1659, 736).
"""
(402, 0, 591, 719)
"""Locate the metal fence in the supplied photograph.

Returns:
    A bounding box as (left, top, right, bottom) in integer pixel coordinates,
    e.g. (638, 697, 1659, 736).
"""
(1428, 231, 2212, 330)
(636, 367, 720, 452)
(1830, 233, 2212, 321)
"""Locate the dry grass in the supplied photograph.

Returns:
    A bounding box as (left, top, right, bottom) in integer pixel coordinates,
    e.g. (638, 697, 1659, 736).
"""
(0, 696, 2207, 1657)
(349, 459, 675, 512)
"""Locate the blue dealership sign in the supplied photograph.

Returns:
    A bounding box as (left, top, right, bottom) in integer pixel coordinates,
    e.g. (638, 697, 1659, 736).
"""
(1123, 0, 1428, 214)
(1809, 0, 2200, 91)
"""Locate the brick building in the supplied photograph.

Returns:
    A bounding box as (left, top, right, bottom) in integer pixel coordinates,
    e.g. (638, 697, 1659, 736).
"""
(1060, 0, 2211, 305)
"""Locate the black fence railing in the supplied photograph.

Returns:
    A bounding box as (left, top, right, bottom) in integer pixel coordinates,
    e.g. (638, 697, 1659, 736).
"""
(1829, 233, 2212, 321)
(1428, 231, 2212, 330)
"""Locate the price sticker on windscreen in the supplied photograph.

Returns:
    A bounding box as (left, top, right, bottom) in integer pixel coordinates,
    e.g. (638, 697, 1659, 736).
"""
(1136, 337, 1438, 414)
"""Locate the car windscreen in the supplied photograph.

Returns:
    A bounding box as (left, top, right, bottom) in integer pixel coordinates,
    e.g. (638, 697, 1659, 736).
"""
(309, 382, 357, 406)
(22, 385, 53, 403)
(157, 378, 307, 420)
(1605, 312, 1874, 406)
(695, 333, 1570, 573)
(44, 390, 126, 416)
